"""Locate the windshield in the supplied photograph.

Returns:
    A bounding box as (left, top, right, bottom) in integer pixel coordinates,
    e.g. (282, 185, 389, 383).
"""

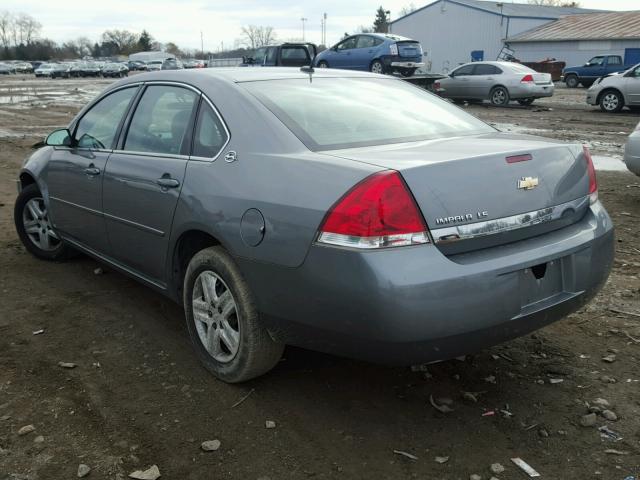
(242, 78, 493, 151)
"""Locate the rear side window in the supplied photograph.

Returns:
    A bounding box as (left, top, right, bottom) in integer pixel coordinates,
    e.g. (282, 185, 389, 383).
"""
(124, 85, 198, 155)
(474, 64, 501, 75)
(280, 46, 310, 66)
(192, 101, 229, 158)
(608, 56, 621, 65)
(75, 87, 137, 149)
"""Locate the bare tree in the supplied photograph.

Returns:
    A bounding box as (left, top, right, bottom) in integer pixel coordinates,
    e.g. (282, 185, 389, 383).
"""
(101, 29, 138, 54)
(527, 0, 580, 6)
(399, 3, 417, 16)
(0, 11, 12, 49)
(15, 13, 41, 45)
(240, 25, 276, 49)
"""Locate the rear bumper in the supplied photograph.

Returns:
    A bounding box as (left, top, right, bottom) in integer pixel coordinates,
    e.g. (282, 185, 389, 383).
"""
(381, 55, 424, 70)
(511, 83, 555, 99)
(239, 202, 614, 365)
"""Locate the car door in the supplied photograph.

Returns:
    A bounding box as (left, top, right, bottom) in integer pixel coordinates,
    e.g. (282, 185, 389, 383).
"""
(470, 63, 501, 99)
(625, 65, 640, 105)
(353, 35, 377, 71)
(440, 64, 475, 98)
(102, 84, 199, 283)
(46, 85, 139, 254)
(330, 36, 359, 69)
(583, 56, 605, 80)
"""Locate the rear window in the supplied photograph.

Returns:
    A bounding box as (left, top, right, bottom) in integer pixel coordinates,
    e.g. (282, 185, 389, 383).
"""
(506, 63, 535, 73)
(242, 78, 493, 151)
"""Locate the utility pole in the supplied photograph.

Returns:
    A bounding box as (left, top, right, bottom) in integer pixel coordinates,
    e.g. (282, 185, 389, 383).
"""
(301, 17, 308, 42)
(323, 12, 327, 45)
(385, 10, 391, 33)
(200, 31, 204, 58)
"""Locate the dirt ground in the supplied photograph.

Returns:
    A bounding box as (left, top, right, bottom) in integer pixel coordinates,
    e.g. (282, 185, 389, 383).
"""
(1, 75, 640, 480)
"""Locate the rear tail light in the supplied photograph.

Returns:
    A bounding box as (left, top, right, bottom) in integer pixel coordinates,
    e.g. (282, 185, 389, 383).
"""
(583, 145, 598, 204)
(521, 74, 534, 84)
(389, 43, 398, 56)
(317, 171, 430, 249)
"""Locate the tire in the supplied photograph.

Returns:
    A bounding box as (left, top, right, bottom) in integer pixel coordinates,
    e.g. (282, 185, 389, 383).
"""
(317, 61, 329, 68)
(599, 90, 624, 113)
(370, 60, 384, 74)
(399, 67, 417, 77)
(565, 75, 579, 88)
(517, 98, 535, 106)
(14, 184, 72, 261)
(490, 86, 510, 106)
(183, 246, 284, 383)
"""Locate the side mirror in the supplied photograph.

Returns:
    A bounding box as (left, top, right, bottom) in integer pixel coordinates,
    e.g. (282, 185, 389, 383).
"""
(45, 128, 71, 147)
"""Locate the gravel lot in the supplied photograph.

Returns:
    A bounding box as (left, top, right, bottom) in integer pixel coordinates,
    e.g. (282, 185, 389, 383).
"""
(1, 75, 639, 480)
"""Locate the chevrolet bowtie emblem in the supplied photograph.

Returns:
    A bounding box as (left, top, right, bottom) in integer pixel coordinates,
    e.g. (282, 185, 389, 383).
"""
(518, 176, 539, 190)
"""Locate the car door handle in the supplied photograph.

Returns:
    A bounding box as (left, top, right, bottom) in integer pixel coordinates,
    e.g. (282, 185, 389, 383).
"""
(156, 177, 180, 189)
(84, 165, 100, 176)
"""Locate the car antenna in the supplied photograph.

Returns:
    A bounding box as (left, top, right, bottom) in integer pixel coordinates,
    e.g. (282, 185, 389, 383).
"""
(300, 65, 314, 83)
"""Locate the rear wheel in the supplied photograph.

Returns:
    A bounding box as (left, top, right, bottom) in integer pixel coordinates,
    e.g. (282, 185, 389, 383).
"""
(599, 90, 624, 113)
(14, 184, 71, 261)
(317, 61, 329, 68)
(517, 98, 535, 106)
(370, 60, 384, 74)
(565, 75, 579, 88)
(399, 67, 417, 77)
(183, 246, 284, 383)
(490, 86, 510, 106)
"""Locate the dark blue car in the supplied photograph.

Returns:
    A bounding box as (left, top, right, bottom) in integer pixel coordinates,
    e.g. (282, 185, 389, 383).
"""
(314, 33, 424, 77)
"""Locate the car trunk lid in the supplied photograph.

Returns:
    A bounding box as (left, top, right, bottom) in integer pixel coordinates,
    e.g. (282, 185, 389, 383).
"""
(396, 41, 423, 58)
(531, 72, 552, 85)
(321, 133, 591, 255)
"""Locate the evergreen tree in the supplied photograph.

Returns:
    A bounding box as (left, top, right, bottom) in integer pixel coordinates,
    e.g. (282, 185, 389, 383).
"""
(373, 7, 389, 33)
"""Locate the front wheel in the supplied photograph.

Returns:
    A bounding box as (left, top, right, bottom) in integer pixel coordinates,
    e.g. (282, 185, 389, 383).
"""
(565, 75, 579, 88)
(600, 90, 624, 113)
(370, 60, 384, 74)
(14, 184, 72, 261)
(490, 86, 510, 106)
(517, 98, 535, 106)
(183, 246, 284, 383)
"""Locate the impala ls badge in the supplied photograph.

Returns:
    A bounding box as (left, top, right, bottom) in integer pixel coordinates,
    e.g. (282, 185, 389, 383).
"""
(518, 176, 539, 190)
(224, 151, 237, 163)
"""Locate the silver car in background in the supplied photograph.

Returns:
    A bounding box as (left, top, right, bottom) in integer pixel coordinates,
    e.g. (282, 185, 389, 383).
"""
(436, 61, 554, 106)
(586, 63, 640, 113)
(624, 121, 640, 175)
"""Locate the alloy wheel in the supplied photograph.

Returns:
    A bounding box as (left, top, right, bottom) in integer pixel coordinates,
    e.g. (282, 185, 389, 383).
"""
(22, 197, 60, 251)
(371, 61, 383, 74)
(492, 89, 507, 105)
(192, 271, 241, 363)
(602, 93, 619, 111)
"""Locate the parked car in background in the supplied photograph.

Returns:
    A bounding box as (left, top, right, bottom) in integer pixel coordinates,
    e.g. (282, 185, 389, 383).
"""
(162, 58, 184, 70)
(184, 59, 205, 69)
(314, 33, 424, 77)
(51, 63, 71, 79)
(586, 63, 640, 113)
(102, 63, 129, 78)
(562, 55, 635, 88)
(146, 60, 163, 71)
(436, 61, 554, 106)
(34, 63, 56, 78)
(71, 62, 102, 78)
(0, 63, 14, 75)
(14, 68, 613, 382)
(127, 60, 146, 71)
(624, 120, 640, 176)
(244, 43, 317, 68)
(15, 62, 34, 73)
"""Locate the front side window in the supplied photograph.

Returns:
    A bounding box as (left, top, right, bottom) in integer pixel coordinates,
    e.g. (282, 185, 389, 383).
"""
(75, 87, 137, 149)
(588, 56, 604, 66)
(253, 48, 267, 64)
(243, 78, 493, 151)
(337, 37, 357, 51)
(265, 47, 278, 66)
(124, 85, 198, 155)
(192, 101, 229, 158)
(452, 64, 474, 76)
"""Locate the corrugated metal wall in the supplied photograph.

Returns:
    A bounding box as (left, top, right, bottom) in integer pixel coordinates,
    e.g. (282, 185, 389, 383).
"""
(510, 39, 640, 66)
(390, 0, 552, 72)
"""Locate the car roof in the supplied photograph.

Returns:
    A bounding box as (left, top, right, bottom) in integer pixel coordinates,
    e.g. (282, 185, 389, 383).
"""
(115, 67, 387, 84)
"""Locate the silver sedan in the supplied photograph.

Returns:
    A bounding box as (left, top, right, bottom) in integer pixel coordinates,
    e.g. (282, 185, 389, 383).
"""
(586, 63, 640, 113)
(624, 121, 640, 175)
(436, 61, 554, 106)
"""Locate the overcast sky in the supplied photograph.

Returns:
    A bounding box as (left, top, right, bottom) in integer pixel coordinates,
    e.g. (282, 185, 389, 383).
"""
(1, 0, 636, 51)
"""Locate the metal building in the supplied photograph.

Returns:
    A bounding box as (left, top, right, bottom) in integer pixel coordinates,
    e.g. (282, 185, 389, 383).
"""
(389, 0, 595, 73)
(506, 12, 640, 67)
